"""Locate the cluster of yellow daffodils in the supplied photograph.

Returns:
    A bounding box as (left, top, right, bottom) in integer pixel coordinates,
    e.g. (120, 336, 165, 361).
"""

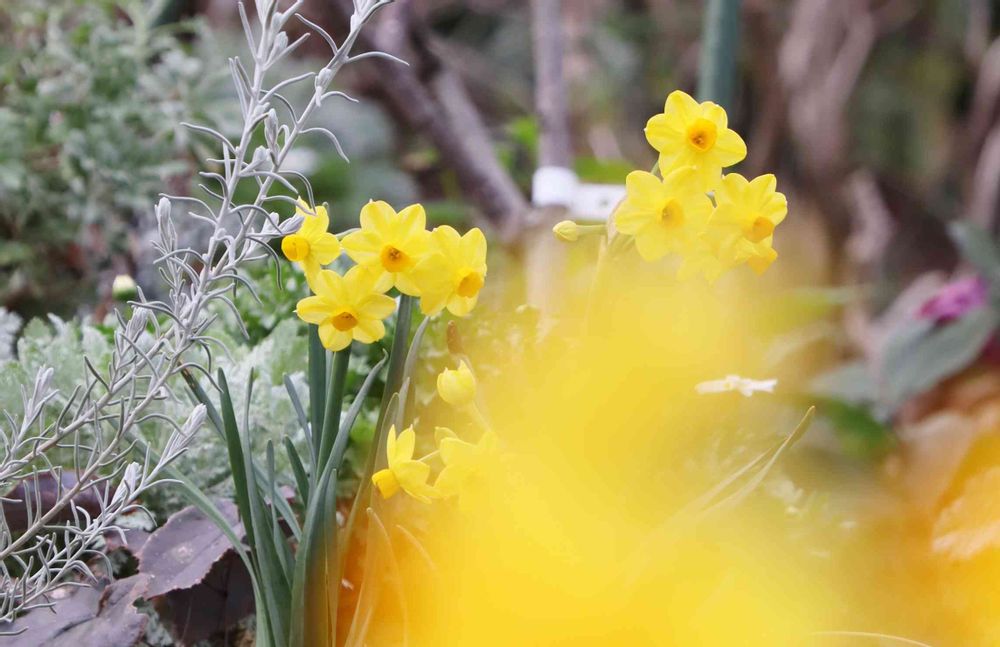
(282, 199, 489, 350)
(626, 90, 785, 279)
(555, 90, 787, 281)
(372, 359, 499, 507)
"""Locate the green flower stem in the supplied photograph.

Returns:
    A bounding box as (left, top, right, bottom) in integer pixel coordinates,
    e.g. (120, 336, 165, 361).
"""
(307, 325, 327, 465)
(697, 0, 742, 109)
(337, 295, 414, 585)
(378, 295, 415, 427)
(318, 344, 351, 473)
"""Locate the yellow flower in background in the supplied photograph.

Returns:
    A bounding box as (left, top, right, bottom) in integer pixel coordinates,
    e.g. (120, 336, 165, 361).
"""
(294, 265, 396, 351)
(645, 90, 746, 190)
(413, 226, 488, 317)
(280, 200, 341, 278)
(437, 360, 477, 407)
(433, 428, 499, 507)
(341, 200, 432, 295)
(710, 172, 787, 274)
(614, 167, 713, 262)
(371, 425, 438, 503)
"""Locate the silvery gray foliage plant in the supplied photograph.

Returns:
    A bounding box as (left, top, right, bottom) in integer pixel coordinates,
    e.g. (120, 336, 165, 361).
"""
(0, 0, 396, 627)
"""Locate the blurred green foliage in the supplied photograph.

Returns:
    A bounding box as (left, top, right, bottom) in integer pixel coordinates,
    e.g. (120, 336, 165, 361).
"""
(0, 0, 229, 318)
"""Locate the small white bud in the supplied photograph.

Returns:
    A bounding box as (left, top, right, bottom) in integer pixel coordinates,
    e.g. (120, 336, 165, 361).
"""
(111, 462, 142, 509)
(124, 307, 150, 341)
(164, 404, 206, 461)
(316, 67, 334, 91)
(264, 109, 279, 151)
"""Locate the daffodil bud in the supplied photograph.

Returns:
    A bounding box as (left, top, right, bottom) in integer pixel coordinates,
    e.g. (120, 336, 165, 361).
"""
(437, 361, 476, 407)
(112, 274, 138, 301)
(552, 220, 579, 242)
(553, 220, 606, 243)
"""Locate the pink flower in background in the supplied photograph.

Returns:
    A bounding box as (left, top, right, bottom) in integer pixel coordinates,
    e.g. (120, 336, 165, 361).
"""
(918, 275, 1000, 364)
(918, 276, 989, 323)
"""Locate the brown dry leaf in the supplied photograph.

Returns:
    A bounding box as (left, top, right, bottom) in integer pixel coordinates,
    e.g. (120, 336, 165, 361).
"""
(150, 551, 255, 644)
(1, 471, 106, 533)
(137, 499, 242, 598)
(136, 499, 254, 644)
(933, 467, 1000, 560)
(0, 575, 150, 647)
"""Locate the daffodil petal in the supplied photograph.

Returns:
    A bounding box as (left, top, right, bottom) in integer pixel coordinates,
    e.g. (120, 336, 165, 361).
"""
(713, 128, 747, 165)
(341, 230, 383, 264)
(461, 228, 488, 267)
(665, 89, 701, 123)
(352, 318, 384, 344)
(633, 225, 674, 261)
(310, 233, 342, 264)
(360, 200, 396, 232)
(386, 425, 397, 461)
(318, 322, 352, 351)
(701, 102, 729, 130)
(396, 203, 427, 239)
(396, 426, 416, 461)
(446, 294, 477, 317)
(644, 112, 685, 155)
(296, 295, 331, 324)
(419, 289, 449, 316)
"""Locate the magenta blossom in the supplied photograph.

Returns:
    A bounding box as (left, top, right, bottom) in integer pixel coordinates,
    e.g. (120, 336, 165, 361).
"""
(918, 276, 989, 323)
(918, 275, 1000, 365)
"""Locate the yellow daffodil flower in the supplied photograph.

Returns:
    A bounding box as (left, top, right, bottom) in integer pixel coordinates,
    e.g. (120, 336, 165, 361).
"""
(433, 427, 498, 508)
(412, 226, 488, 317)
(371, 425, 438, 503)
(710, 172, 787, 274)
(437, 361, 477, 407)
(341, 200, 432, 295)
(613, 167, 713, 262)
(280, 200, 342, 279)
(645, 90, 746, 191)
(294, 265, 396, 351)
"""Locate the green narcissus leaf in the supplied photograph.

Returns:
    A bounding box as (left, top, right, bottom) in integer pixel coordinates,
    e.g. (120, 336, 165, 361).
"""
(949, 222, 1000, 290)
(807, 361, 878, 407)
(882, 307, 999, 409)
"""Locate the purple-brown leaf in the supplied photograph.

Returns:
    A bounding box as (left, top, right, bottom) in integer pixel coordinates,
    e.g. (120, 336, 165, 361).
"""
(0, 575, 150, 647)
(137, 499, 243, 598)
